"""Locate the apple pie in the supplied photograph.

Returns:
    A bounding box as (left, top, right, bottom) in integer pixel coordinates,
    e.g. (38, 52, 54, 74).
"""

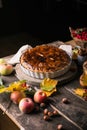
(20, 45, 71, 79)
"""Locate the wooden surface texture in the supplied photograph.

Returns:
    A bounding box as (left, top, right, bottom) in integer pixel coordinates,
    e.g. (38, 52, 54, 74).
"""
(0, 40, 87, 130)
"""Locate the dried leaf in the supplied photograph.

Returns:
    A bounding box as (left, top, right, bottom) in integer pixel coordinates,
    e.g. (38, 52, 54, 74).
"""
(43, 88, 57, 97)
(0, 80, 27, 93)
(74, 88, 86, 97)
(0, 87, 7, 93)
(40, 78, 58, 91)
(40, 78, 58, 96)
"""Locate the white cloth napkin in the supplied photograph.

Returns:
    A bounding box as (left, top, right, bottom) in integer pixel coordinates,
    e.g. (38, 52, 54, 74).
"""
(8, 44, 32, 65)
(59, 45, 72, 58)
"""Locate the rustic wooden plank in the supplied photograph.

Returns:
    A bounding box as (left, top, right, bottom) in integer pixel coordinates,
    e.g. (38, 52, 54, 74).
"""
(0, 67, 82, 130)
(0, 92, 80, 130)
(63, 77, 86, 102)
(0, 41, 86, 130)
(50, 84, 87, 130)
(0, 72, 85, 130)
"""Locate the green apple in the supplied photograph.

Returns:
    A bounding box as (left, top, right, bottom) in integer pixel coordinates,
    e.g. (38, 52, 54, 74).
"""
(0, 64, 13, 75)
(0, 58, 6, 64)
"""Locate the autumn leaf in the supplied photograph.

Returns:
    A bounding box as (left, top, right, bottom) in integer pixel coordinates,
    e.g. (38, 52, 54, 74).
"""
(40, 78, 58, 91)
(74, 88, 87, 97)
(43, 88, 57, 97)
(40, 78, 58, 96)
(0, 87, 7, 93)
(0, 80, 27, 93)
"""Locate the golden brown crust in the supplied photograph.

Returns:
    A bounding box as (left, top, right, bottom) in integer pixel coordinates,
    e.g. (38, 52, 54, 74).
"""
(20, 45, 71, 73)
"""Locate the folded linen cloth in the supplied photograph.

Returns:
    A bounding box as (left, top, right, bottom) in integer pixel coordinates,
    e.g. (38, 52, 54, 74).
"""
(8, 44, 32, 65)
(59, 45, 72, 58)
(8, 44, 72, 65)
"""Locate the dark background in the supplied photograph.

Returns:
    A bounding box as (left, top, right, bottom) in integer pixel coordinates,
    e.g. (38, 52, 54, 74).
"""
(1, 0, 87, 41)
(0, 0, 87, 56)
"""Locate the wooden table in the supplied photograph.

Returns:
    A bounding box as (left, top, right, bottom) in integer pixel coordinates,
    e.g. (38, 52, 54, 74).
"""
(0, 40, 87, 130)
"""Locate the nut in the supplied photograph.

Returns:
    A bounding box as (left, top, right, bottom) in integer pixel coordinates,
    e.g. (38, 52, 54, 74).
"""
(43, 115, 50, 121)
(48, 111, 54, 117)
(53, 110, 58, 116)
(40, 102, 46, 108)
(43, 108, 48, 115)
(57, 124, 63, 130)
(62, 97, 69, 104)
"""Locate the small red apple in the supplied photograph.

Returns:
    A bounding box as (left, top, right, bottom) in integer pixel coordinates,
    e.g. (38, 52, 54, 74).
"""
(34, 90, 47, 103)
(10, 91, 26, 104)
(19, 97, 35, 113)
(0, 63, 13, 75)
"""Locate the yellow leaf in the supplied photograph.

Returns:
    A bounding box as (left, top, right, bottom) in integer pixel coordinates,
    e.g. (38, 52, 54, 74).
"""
(0, 88, 7, 93)
(0, 80, 27, 93)
(43, 88, 57, 97)
(74, 88, 85, 97)
(8, 81, 27, 92)
(40, 78, 58, 91)
(40, 78, 58, 97)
